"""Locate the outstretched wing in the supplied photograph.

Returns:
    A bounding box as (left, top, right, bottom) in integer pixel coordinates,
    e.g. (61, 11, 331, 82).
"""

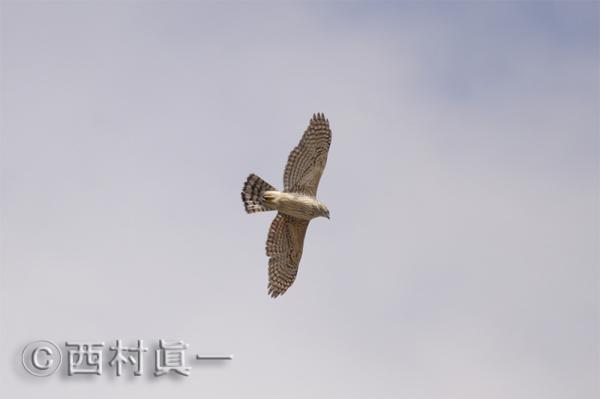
(283, 113, 332, 196)
(266, 213, 310, 298)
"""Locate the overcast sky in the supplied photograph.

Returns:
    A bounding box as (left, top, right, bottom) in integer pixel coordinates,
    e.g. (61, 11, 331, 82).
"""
(1, 2, 598, 398)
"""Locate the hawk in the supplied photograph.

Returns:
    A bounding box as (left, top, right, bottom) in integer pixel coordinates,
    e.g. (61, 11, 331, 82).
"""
(241, 113, 332, 298)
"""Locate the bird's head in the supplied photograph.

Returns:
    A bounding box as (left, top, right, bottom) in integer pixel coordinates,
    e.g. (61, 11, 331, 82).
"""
(319, 204, 330, 220)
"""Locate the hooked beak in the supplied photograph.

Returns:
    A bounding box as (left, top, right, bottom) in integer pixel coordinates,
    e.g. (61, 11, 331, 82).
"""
(325, 213, 330, 220)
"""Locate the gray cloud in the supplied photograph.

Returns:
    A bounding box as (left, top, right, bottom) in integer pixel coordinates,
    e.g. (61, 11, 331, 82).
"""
(1, 2, 598, 398)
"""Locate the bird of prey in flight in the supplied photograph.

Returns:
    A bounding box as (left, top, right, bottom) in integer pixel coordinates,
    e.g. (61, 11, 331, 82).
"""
(242, 113, 332, 298)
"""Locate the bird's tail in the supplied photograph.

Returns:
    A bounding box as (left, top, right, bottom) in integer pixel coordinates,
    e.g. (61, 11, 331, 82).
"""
(241, 173, 277, 213)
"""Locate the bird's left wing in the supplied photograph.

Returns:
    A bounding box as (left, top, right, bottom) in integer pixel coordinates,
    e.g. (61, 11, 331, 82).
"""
(266, 213, 310, 298)
(283, 113, 332, 196)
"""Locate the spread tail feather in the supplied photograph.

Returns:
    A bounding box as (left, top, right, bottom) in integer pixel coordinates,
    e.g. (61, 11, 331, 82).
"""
(241, 174, 276, 213)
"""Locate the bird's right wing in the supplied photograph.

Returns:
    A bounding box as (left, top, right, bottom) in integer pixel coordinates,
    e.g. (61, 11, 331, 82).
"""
(283, 113, 332, 196)
(265, 213, 310, 298)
